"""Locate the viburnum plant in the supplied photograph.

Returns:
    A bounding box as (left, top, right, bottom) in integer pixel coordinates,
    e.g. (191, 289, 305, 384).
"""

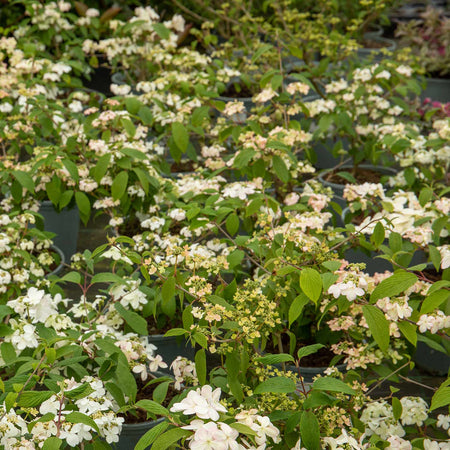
(303, 60, 423, 172)
(0, 208, 62, 304)
(342, 184, 450, 269)
(12, 0, 120, 82)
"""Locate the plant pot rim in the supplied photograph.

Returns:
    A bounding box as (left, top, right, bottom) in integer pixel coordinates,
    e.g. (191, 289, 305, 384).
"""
(358, 36, 397, 52)
(121, 416, 166, 430)
(318, 164, 397, 190)
(47, 245, 65, 277)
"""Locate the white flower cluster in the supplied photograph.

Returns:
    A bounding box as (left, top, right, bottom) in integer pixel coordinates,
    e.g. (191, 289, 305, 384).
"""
(1, 377, 123, 448)
(170, 386, 280, 449)
(361, 397, 430, 441)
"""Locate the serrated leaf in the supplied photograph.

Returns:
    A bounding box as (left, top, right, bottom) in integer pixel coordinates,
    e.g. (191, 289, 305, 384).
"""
(254, 377, 297, 394)
(311, 377, 355, 395)
(111, 170, 128, 200)
(114, 303, 148, 335)
(135, 400, 169, 417)
(362, 305, 390, 352)
(13, 170, 35, 192)
(226, 213, 239, 236)
(392, 397, 402, 421)
(300, 411, 321, 450)
(430, 386, 450, 411)
(17, 391, 53, 408)
(135, 420, 169, 450)
(172, 122, 189, 153)
(300, 269, 322, 304)
(297, 344, 325, 361)
(162, 277, 175, 302)
(255, 354, 295, 365)
(65, 411, 99, 433)
(41, 437, 62, 450)
(195, 348, 206, 385)
(152, 427, 191, 450)
(272, 155, 290, 183)
(370, 271, 418, 302)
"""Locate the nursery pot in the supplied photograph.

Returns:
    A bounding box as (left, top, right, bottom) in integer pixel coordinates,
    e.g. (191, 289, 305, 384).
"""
(46, 245, 65, 278)
(414, 341, 450, 377)
(421, 77, 450, 103)
(113, 417, 166, 450)
(148, 334, 195, 370)
(355, 37, 397, 62)
(110, 72, 139, 95)
(318, 164, 397, 199)
(341, 207, 429, 275)
(280, 363, 347, 384)
(39, 201, 80, 262)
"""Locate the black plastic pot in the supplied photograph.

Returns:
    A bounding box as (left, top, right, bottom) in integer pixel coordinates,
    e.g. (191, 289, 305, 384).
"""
(341, 207, 429, 275)
(421, 77, 450, 103)
(47, 245, 65, 277)
(280, 363, 347, 384)
(318, 164, 397, 199)
(39, 201, 80, 262)
(113, 417, 166, 450)
(355, 37, 397, 62)
(148, 334, 195, 370)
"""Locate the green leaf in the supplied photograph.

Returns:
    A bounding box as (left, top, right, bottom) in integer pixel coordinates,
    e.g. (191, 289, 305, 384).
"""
(1, 342, 16, 364)
(111, 170, 129, 200)
(254, 377, 297, 394)
(135, 400, 169, 417)
(300, 411, 321, 450)
(300, 268, 322, 304)
(397, 321, 417, 346)
(362, 305, 390, 352)
(370, 271, 418, 302)
(114, 303, 148, 335)
(251, 43, 273, 63)
(65, 411, 99, 433)
(392, 397, 402, 421)
(226, 213, 239, 236)
(289, 293, 310, 326)
(91, 272, 124, 284)
(172, 122, 189, 153)
(121, 117, 136, 138)
(75, 191, 91, 224)
(255, 354, 295, 365)
(311, 377, 355, 395)
(162, 277, 175, 302)
(272, 155, 290, 183)
(13, 170, 35, 192)
(125, 97, 142, 115)
(371, 222, 385, 247)
(152, 427, 191, 450)
(430, 385, 450, 411)
(153, 23, 171, 40)
(297, 344, 325, 361)
(92, 154, 111, 184)
(59, 271, 82, 284)
(195, 348, 207, 385)
(17, 391, 53, 408)
(41, 437, 62, 450)
(164, 328, 187, 337)
(420, 290, 449, 315)
(135, 420, 169, 450)
(62, 159, 79, 183)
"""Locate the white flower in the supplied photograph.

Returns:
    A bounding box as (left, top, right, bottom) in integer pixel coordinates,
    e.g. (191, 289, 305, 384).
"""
(170, 386, 227, 421)
(328, 281, 364, 301)
(437, 414, 450, 430)
(400, 397, 428, 426)
(386, 436, 412, 449)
